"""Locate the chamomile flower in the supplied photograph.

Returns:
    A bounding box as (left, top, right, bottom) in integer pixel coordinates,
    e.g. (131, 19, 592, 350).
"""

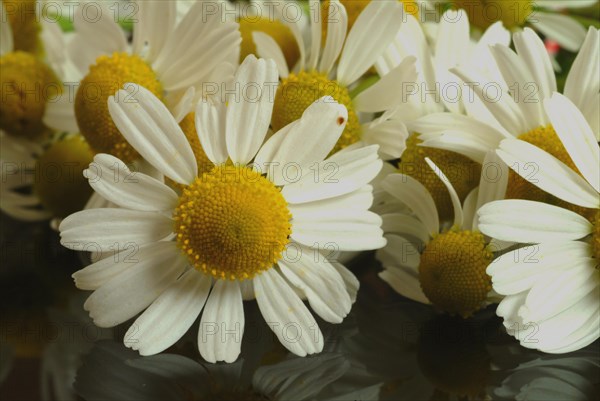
(59, 56, 384, 362)
(412, 27, 599, 211)
(0, 0, 60, 140)
(254, 0, 417, 158)
(375, 9, 510, 220)
(44, 0, 240, 164)
(376, 152, 508, 317)
(477, 93, 599, 353)
(446, 0, 594, 52)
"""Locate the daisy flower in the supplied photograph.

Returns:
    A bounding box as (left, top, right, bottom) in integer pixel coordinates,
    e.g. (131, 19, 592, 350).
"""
(376, 152, 508, 317)
(412, 27, 598, 209)
(478, 92, 599, 353)
(445, 0, 594, 52)
(0, 2, 97, 222)
(59, 56, 384, 362)
(254, 0, 417, 158)
(374, 9, 510, 221)
(44, 0, 241, 164)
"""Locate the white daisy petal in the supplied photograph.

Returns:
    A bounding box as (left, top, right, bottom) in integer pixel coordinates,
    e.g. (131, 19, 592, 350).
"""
(279, 244, 351, 323)
(307, 0, 322, 71)
(529, 12, 587, 52)
(524, 259, 596, 322)
(362, 114, 409, 160)
(513, 28, 556, 100)
(378, 267, 430, 305)
(0, 2, 13, 55)
(72, 2, 128, 58)
(353, 57, 418, 113)
(425, 158, 463, 228)
(497, 138, 599, 208)
(108, 85, 197, 185)
(489, 43, 545, 127)
(381, 174, 439, 236)
(329, 262, 359, 303)
(132, 0, 176, 63)
(240, 280, 255, 301)
(171, 86, 196, 124)
(544, 93, 600, 193)
(126, 269, 211, 356)
(535, 0, 597, 9)
(478, 200, 593, 243)
(564, 27, 599, 134)
(381, 213, 430, 245)
(254, 269, 323, 356)
(253, 32, 290, 78)
(59, 208, 173, 251)
(255, 97, 347, 185)
(199, 280, 244, 363)
(152, 3, 241, 91)
(225, 56, 278, 165)
(337, 0, 404, 86)
(195, 100, 228, 165)
(487, 241, 591, 295)
(42, 94, 79, 134)
(377, 234, 420, 271)
(472, 150, 508, 231)
(318, 0, 348, 74)
(83, 242, 186, 327)
(72, 242, 179, 291)
(85, 154, 178, 212)
(291, 209, 384, 251)
(282, 145, 382, 203)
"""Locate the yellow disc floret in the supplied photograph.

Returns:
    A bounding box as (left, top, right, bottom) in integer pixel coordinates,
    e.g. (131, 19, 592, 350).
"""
(75, 52, 163, 163)
(0, 51, 58, 139)
(239, 17, 300, 68)
(174, 165, 291, 280)
(452, 0, 532, 30)
(509, 125, 595, 219)
(34, 134, 95, 218)
(399, 134, 481, 222)
(272, 70, 360, 153)
(592, 211, 600, 264)
(4, 0, 41, 53)
(419, 229, 493, 317)
(321, 0, 419, 42)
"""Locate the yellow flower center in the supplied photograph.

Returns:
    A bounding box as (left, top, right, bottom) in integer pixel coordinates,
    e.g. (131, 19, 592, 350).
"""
(239, 16, 300, 68)
(419, 229, 493, 317)
(174, 165, 292, 281)
(452, 0, 532, 30)
(74, 52, 163, 163)
(592, 210, 600, 263)
(399, 134, 481, 222)
(321, 0, 419, 42)
(33, 134, 95, 218)
(0, 51, 58, 139)
(509, 125, 595, 219)
(5, 0, 41, 53)
(166, 112, 214, 193)
(272, 70, 361, 153)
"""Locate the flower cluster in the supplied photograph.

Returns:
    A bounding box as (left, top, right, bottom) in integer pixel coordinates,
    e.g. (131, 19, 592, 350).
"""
(1, 0, 598, 363)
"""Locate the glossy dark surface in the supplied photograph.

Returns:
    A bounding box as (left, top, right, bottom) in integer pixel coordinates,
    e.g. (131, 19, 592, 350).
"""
(1, 214, 599, 400)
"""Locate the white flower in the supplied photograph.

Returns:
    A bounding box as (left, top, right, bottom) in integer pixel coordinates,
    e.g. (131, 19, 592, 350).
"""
(43, 0, 241, 162)
(377, 9, 510, 123)
(376, 152, 507, 317)
(478, 93, 600, 353)
(411, 27, 599, 165)
(59, 56, 385, 363)
(255, 0, 417, 160)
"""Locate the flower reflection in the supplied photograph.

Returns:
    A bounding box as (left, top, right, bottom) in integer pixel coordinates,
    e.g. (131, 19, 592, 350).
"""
(74, 339, 352, 401)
